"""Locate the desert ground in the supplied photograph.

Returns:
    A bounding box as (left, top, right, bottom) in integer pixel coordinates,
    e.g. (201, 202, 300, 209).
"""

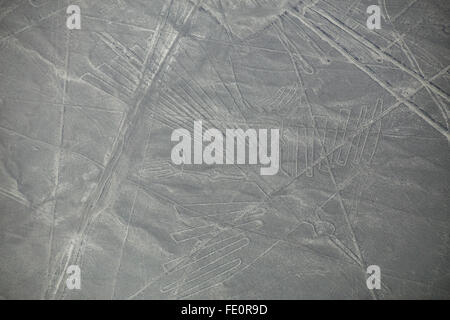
(0, 0, 449, 299)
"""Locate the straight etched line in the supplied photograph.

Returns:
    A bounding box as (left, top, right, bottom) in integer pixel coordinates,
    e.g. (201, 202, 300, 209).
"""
(307, 6, 450, 103)
(289, 10, 450, 141)
(111, 190, 139, 299)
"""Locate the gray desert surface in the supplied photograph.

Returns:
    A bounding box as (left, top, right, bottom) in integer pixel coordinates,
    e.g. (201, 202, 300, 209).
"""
(0, 0, 449, 299)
